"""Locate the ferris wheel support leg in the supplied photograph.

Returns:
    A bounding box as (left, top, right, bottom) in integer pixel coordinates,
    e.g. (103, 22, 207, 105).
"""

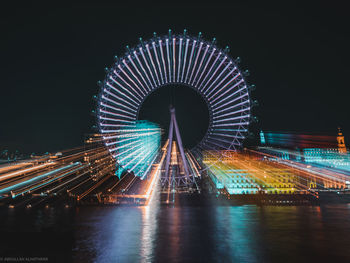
(171, 107, 191, 181)
(164, 115, 174, 180)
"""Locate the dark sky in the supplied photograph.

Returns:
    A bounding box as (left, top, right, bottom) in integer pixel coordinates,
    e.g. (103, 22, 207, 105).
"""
(139, 85, 209, 149)
(1, 2, 349, 154)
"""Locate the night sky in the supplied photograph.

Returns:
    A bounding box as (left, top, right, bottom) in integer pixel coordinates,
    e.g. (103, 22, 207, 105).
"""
(1, 2, 349, 154)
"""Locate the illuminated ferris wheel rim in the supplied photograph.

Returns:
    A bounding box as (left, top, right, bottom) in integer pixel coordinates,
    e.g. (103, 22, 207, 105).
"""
(97, 31, 252, 154)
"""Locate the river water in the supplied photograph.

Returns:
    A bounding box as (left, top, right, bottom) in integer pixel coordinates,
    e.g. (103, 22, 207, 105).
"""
(1, 201, 350, 262)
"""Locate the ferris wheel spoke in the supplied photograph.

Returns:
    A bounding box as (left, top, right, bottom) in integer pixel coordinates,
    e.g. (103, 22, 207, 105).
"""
(122, 59, 149, 95)
(213, 107, 250, 119)
(191, 44, 209, 86)
(165, 39, 172, 83)
(181, 38, 190, 83)
(109, 76, 141, 104)
(201, 55, 227, 94)
(145, 44, 161, 86)
(133, 51, 155, 91)
(196, 47, 215, 88)
(117, 64, 146, 98)
(139, 47, 158, 87)
(211, 80, 245, 105)
(158, 40, 168, 84)
(105, 83, 139, 109)
(199, 51, 221, 93)
(99, 116, 134, 123)
(213, 94, 249, 113)
(189, 41, 203, 84)
(152, 42, 164, 85)
(213, 114, 250, 124)
(113, 70, 144, 100)
(206, 67, 238, 99)
(173, 37, 176, 82)
(177, 38, 183, 82)
(99, 109, 135, 120)
(101, 96, 137, 114)
(212, 122, 250, 129)
(127, 55, 152, 93)
(184, 40, 196, 84)
(204, 61, 232, 96)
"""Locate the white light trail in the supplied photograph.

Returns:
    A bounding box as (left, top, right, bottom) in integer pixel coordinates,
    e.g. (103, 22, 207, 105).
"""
(152, 42, 164, 84)
(117, 65, 146, 97)
(191, 44, 209, 86)
(133, 51, 155, 90)
(199, 51, 221, 92)
(123, 59, 149, 94)
(177, 38, 183, 82)
(189, 42, 203, 84)
(181, 38, 190, 82)
(184, 40, 196, 83)
(159, 40, 168, 83)
(146, 44, 160, 86)
(128, 55, 152, 92)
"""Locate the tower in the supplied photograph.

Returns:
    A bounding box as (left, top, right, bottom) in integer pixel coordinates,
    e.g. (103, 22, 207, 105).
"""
(337, 128, 347, 154)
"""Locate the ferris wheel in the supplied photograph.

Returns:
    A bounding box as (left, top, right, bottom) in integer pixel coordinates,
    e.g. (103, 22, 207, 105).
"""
(96, 30, 253, 173)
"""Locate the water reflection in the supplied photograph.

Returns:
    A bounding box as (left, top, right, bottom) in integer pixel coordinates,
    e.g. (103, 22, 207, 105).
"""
(214, 206, 263, 262)
(67, 203, 350, 262)
(4, 202, 350, 262)
(140, 182, 160, 263)
(74, 207, 143, 262)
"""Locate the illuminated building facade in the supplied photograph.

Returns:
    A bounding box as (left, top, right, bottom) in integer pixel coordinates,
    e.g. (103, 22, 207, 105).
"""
(203, 151, 298, 194)
(303, 148, 350, 171)
(303, 129, 349, 171)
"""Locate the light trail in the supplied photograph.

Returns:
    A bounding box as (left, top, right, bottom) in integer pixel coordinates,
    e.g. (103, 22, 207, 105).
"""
(0, 163, 79, 196)
(140, 47, 158, 87)
(12, 163, 88, 198)
(146, 44, 160, 85)
(184, 40, 196, 83)
(123, 58, 149, 94)
(0, 162, 56, 182)
(128, 54, 152, 92)
(144, 145, 167, 205)
(0, 162, 34, 175)
(152, 42, 164, 84)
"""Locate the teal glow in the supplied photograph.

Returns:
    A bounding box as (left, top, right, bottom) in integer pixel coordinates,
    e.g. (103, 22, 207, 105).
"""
(260, 130, 266, 145)
(116, 121, 161, 178)
(304, 148, 350, 171)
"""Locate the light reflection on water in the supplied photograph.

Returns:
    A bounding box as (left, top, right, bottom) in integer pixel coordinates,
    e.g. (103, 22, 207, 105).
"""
(2, 203, 350, 262)
(73, 204, 350, 263)
(140, 183, 160, 263)
(214, 206, 263, 262)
